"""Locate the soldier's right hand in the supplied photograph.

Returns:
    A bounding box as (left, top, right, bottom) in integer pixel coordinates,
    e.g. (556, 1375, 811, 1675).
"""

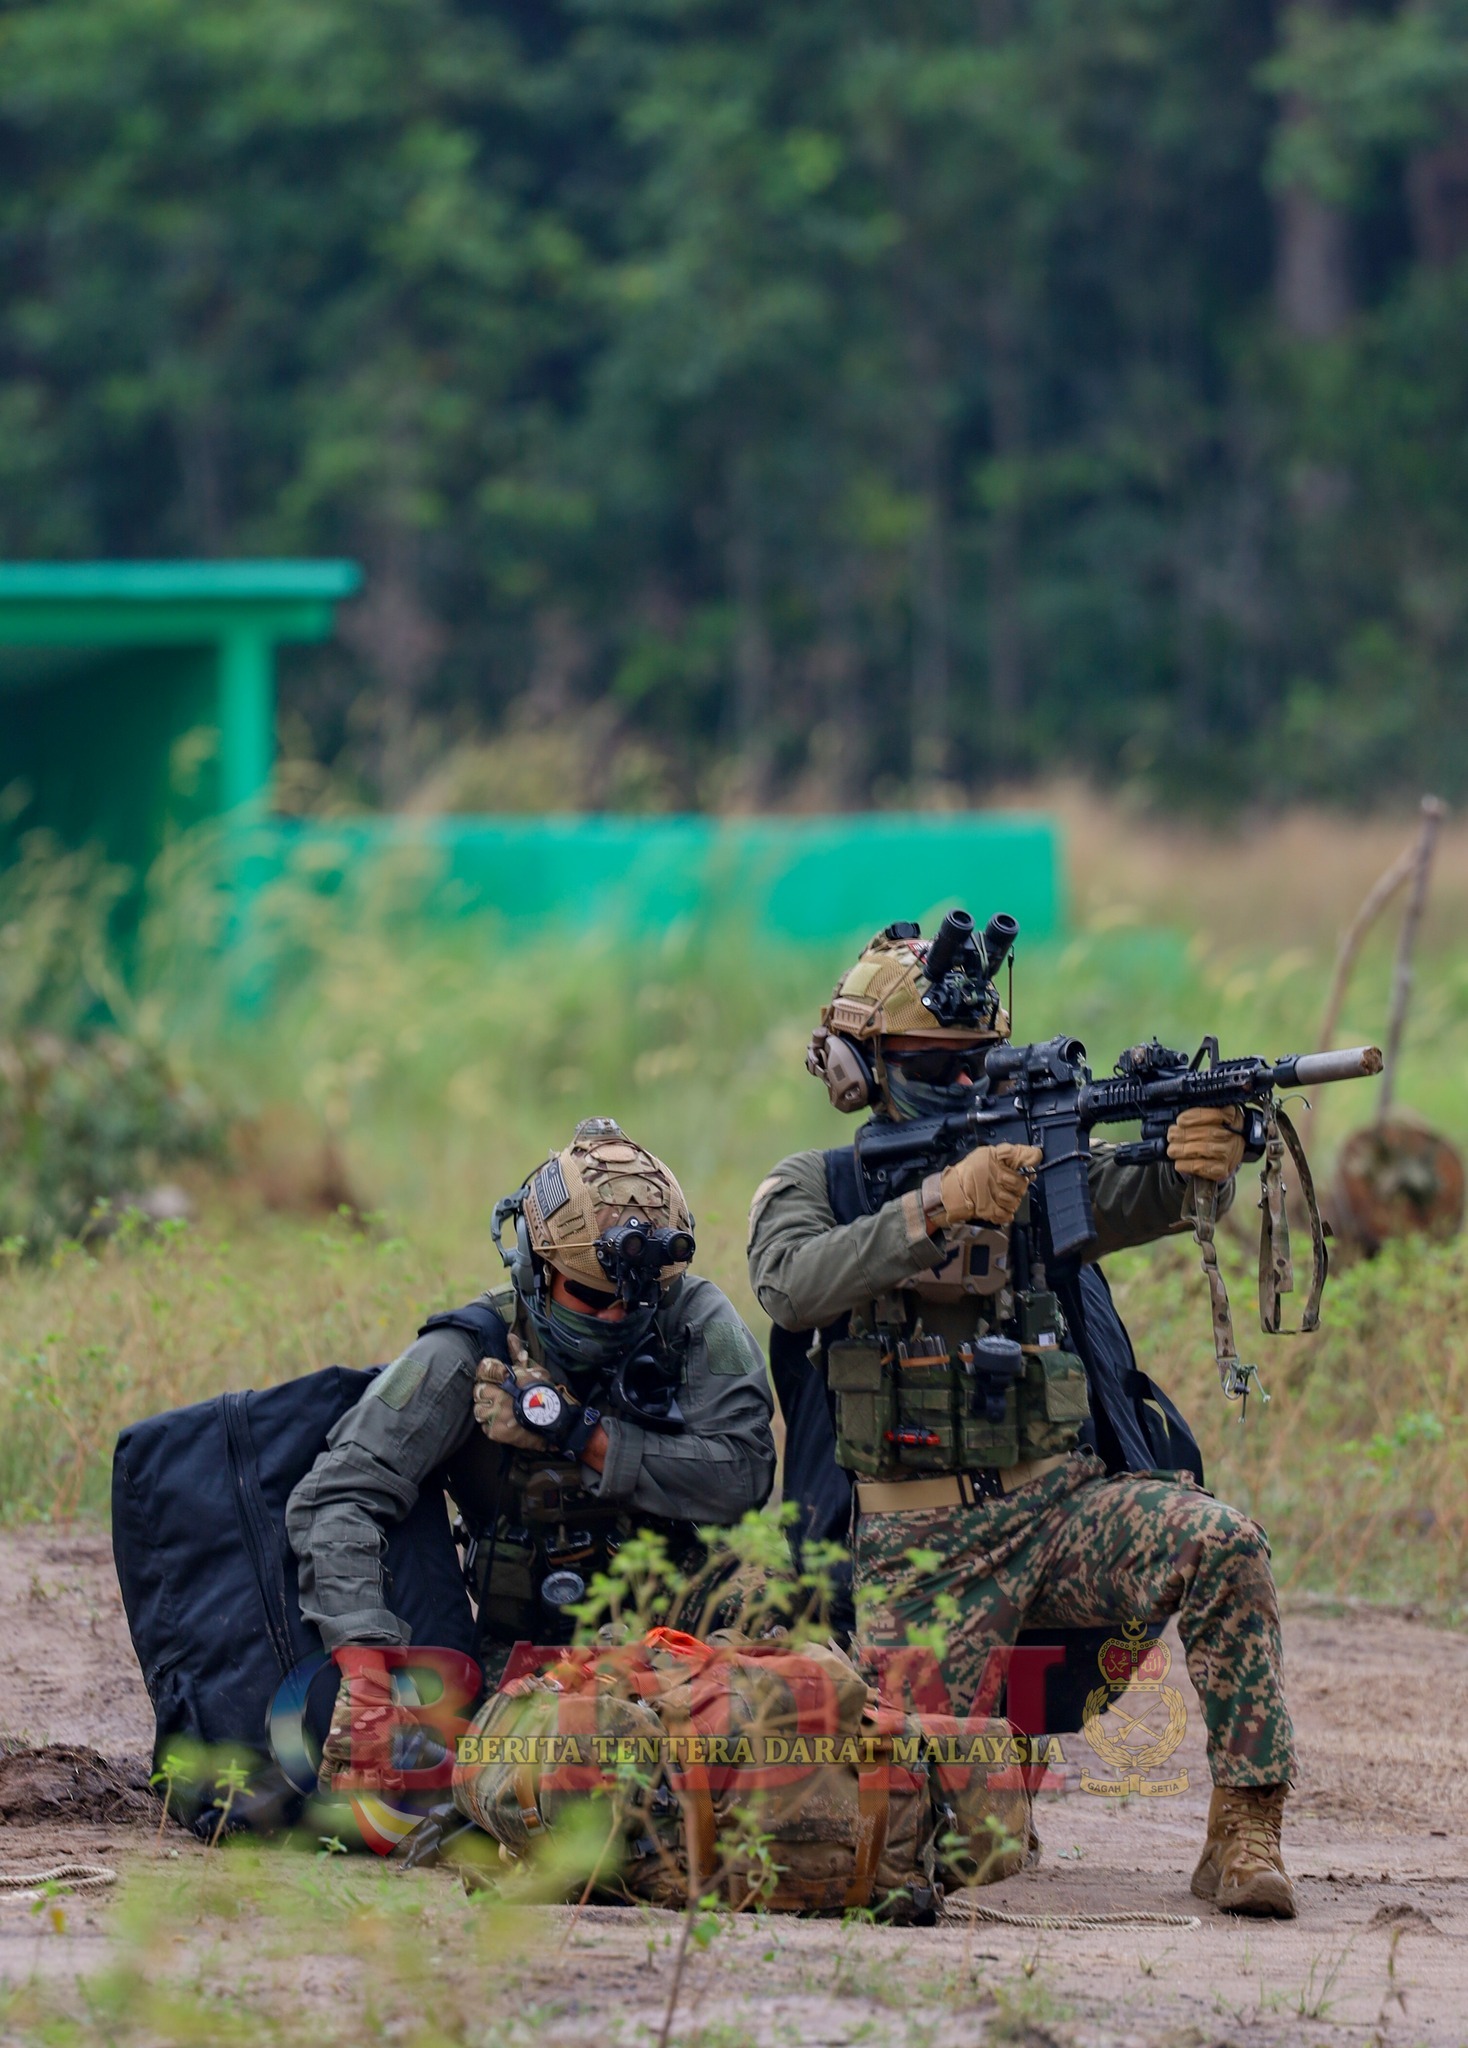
(937, 1142, 1043, 1228)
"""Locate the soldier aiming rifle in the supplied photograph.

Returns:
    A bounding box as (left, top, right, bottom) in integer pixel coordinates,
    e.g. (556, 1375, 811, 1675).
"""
(748, 911, 1378, 1919)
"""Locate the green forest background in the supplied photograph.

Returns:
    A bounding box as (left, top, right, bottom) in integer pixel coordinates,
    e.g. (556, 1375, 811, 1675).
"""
(5, 0, 1468, 812)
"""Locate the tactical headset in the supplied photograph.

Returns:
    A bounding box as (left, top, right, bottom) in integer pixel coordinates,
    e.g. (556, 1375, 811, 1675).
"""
(805, 1027, 880, 1112)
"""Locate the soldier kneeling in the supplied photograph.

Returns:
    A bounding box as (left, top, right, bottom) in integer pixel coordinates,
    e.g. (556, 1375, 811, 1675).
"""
(748, 923, 1299, 1919)
(288, 1118, 776, 1791)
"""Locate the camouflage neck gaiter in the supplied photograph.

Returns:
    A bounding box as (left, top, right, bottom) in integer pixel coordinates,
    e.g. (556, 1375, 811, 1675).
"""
(882, 1067, 974, 1124)
(534, 1294, 658, 1381)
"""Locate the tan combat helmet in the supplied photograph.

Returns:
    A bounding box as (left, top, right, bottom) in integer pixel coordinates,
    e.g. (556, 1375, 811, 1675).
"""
(806, 913, 1016, 1112)
(520, 1117, 695, 1290)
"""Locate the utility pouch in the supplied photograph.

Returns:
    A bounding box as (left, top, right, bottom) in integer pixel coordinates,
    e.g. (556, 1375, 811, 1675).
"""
(1016, 1349, 1090, 1458)
(892, 1338, 956, 1472)
(471, 1520, 537, 1639)
(956, 1384, 1021, 1470)
(827, 1336, 895, 1477)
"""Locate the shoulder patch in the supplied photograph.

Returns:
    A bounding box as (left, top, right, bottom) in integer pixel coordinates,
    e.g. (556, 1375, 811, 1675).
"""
(372, 1353, 429, 1411)
(747, 1174, 794, 1240)
(705, 1323, 758, 1376)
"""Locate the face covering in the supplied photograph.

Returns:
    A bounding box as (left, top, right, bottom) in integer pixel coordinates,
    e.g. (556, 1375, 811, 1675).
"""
(535, 1294, 658, 1380)
(883, 1065, 976, 1123)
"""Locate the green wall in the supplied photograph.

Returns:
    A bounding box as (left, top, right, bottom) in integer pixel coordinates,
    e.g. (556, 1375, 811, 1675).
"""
(249, 812, 1063, 949)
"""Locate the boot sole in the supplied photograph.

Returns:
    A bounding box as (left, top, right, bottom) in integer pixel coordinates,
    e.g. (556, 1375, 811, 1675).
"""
(1216, 1875, 1297, 1919)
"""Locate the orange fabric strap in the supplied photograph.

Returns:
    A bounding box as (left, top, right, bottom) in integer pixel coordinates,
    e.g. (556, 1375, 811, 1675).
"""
(844, 1748, 892, 1911)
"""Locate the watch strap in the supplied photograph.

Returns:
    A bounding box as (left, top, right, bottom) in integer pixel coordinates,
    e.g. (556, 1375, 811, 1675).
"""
(560, 1404, 602, 1460)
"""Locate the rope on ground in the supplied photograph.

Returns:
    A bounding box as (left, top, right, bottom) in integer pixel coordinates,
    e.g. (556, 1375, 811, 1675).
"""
(946, 1898, 1201, 1932)
(0, 1864, 118, 1898)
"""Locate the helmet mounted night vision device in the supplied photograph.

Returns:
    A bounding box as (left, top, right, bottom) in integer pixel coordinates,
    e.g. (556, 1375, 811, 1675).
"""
(918, 908, 1018, 1029)
(596, 1215, 697, 1308)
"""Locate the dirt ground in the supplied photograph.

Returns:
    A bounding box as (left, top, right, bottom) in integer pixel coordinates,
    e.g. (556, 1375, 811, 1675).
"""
(2, 1522, 1466, 2045)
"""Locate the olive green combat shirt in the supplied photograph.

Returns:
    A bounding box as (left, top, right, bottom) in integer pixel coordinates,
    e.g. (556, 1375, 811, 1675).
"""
(287, 1275, 776, 1649)
(748, 1146, 1232, 1339)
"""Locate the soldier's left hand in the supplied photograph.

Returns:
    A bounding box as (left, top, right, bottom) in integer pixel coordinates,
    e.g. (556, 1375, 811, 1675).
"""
(473, 1336, 561, 1452)
(319, 1654, 410, 1792)
(1167, 1105, 1245, 1182)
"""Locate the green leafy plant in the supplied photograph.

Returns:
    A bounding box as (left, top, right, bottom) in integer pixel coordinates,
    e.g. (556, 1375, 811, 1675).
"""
(208, 1761, 252, 1850)
(148, 1750, 187, 1845)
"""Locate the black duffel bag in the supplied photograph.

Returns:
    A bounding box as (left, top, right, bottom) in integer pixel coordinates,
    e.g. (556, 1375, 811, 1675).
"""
(112, 1366, 477, 1835)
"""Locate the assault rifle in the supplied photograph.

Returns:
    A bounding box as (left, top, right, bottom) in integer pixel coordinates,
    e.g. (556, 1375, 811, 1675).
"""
(856, 1031, 1382, 1402)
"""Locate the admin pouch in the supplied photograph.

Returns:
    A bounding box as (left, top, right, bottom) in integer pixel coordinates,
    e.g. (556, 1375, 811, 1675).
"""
(826, 1334, 893, 1476)
(1016, 1348, 1090, 1459)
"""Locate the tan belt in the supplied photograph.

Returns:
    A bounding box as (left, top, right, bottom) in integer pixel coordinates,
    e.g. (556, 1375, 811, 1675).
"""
(855, 1455, 1069, 1516)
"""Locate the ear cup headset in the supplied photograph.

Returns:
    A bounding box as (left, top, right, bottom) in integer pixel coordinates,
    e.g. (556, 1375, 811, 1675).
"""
(805, 1028, 878, 1112)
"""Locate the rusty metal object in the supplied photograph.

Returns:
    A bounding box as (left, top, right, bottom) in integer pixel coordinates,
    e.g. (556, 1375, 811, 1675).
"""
(1332, 1115, 1465, 1252)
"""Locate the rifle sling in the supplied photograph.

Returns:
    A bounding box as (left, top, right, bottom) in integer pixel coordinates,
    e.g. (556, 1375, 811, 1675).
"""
(1261, 1105, 1325, 1336)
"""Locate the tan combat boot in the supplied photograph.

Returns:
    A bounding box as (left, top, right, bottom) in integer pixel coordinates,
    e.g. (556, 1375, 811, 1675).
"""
(1190, 1785, 1297, 1918)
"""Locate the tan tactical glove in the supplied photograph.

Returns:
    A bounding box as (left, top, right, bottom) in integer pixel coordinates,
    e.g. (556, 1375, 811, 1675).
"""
(473, 1336, 568, 1453)
(935, 1142, 1043, 1228)
(320, 1655, 403, 1792)
(1166, 1105, 1245, 1182)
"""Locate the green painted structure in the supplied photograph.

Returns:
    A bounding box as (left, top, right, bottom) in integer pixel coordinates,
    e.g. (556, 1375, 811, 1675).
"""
(254, 812, 1063, 948)
(0, 560, 1064, 954)
(0, 561, 360, 875)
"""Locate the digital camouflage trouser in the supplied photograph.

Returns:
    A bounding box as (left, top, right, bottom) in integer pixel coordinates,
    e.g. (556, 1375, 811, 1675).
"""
(852, 1451, 1296, 1788)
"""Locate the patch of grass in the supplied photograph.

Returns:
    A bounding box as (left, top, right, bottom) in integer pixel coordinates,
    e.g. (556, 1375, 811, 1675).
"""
(0, 1845, 607, 2047)
(0, 1208, 455, 1518)
(980, 1957, 1073, 2045)
(825, 1930, 923, 2010)
(1110, 1231, 1468, 1614)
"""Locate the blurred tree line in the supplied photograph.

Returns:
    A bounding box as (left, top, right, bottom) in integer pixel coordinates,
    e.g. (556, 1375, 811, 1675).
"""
(3, 0, 1468, 811)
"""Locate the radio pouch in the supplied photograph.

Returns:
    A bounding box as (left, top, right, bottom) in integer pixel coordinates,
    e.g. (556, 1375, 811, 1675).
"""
(1016, 1349, 1090, 1459)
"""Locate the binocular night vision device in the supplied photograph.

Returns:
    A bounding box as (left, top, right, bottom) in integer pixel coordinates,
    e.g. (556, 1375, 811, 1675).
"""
(884, 908, 1019, 1031)
(595, 1213, 696, 1307)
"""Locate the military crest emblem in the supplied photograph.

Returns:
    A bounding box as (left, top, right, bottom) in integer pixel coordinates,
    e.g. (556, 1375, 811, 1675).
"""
(1080, 1620, 1189, 1796)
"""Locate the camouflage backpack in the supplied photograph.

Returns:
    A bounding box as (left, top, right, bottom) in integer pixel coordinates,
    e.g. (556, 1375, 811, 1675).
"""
(630, 1639, 936, 1920)
(451, 1676, 663, 1859)
(451, 1635, 1029, 1916)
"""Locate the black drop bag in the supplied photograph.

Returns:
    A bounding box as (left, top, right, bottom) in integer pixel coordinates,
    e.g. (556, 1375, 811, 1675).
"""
(112, 1367, 477, 1835)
